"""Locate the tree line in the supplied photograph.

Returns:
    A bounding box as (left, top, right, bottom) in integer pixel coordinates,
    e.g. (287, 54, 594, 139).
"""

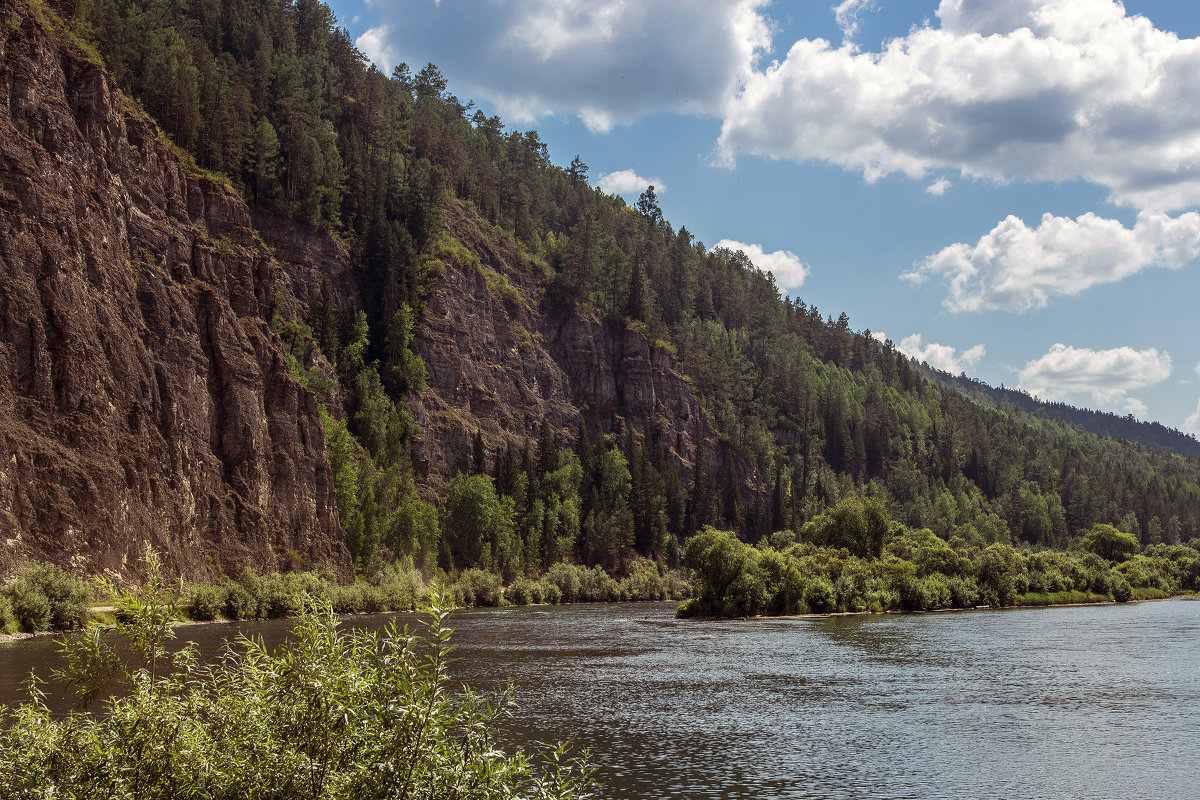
(67, 0, 1200, 584)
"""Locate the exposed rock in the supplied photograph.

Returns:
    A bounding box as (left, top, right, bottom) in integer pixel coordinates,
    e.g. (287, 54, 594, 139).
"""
(411, 200, 722, 491)
(252, 208, 361, 318)
(0, 2, 350, 580)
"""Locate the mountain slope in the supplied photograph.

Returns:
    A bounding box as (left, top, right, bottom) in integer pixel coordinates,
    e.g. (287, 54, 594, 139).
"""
(918, 364, 1200, 460)
(2, 0, 1198, 583)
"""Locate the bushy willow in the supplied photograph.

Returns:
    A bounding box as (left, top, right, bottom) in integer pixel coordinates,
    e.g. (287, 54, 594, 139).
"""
(0, 552, 593, 800)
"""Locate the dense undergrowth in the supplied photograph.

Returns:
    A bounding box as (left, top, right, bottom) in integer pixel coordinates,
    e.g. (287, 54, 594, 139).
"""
(0, 552, 689, 635)
(678, 508, 1200, 618)
(0, 551, 594, 800)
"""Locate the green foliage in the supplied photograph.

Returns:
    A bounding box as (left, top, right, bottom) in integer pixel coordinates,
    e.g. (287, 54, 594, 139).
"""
(454, 568, 504, 607)
(684, 527, 756, 616)
(1, 562, 90, 633)
(384, 304, 427, 395)
(442, 473, 517, 574)
(546, 562, 582, 603)
(1081, 523, 1142, 562)
(678, 522, 1197, 618)
(0, 594, 593, 799)
(0, 596, 15, 635)
(177, 562, 421, 622)
(802, 497, 892, 558)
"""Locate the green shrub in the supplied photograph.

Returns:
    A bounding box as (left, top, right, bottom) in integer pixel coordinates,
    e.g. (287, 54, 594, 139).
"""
(184, 585, 225, 621)
(618, 560, 668, 601)
(377, 577, 419, 611)
(222, 581, 257, 620)
(3, 563, 90, 632)
(508, 577, 537, 605)
(540, 580, 562, 605)
(332, 583, 368, 614)
(0, 595, 17, 634)
(0, 595, 593, 798)
(804, 576, 837, 614)
(457, 568, 503, 606)
(7, 580, 51, 632)
(577, 565, 619, 602)
(260, 574, 303, 619)
(546, 562, 581, 603)
(675, 597, 702, 618)
(946, 575, 980, 608)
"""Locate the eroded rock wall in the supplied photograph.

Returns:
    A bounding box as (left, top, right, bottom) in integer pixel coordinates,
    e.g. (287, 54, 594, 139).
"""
(0, 3, 350, 579)
(411, 200, 721, 491)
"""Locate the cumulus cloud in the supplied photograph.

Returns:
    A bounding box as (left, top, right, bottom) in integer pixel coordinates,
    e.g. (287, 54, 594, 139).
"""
(357, 0, 771, 132)
(596, 170, 664, 198)
(833, 0, 876, 44)
(897, 334, 985, 375)
(719, 0, 1200, 209)
(925, 178, 952, 196)
(905, 211, 1200, 312)
(1017, 343, 1172, 416)
(357, 24, 400, 73)
(715, 239, 811, 290)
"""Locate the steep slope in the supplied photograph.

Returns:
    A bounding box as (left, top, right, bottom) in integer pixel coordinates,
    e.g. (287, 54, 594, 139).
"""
(409, 199, 720, 491)
(0, 1, 350, 579)
(4, 0, 1199, 587)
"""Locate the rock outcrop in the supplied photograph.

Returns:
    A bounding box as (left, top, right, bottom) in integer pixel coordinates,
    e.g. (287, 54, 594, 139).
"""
(411, 200, 721, 491)
(0, 0, 729, 580)
(0, 2, 350, 580)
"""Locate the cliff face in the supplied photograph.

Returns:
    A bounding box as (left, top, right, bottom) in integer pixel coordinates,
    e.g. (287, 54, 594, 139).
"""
(411, 200, 720, 490)
(0, 3, 350, 579)
(0, 2, 727, 579)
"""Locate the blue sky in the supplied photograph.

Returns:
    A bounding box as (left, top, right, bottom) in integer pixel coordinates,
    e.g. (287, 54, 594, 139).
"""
(327, 0, 1200, 434)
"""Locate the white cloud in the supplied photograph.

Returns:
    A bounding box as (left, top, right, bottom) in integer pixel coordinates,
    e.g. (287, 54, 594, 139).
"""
(596, 170, 663, 198)
(897, 333, 985, 375)
(357, 0, 772, 132)
(905, 210, 1200, 313)
(357, 24, 400, 73)
(1017, 343, 1172, 416)
(715, 239, 811, 290)
(833, 0, 875, 44)
(1185, 399, 1200, 435)
(719, 0, 1200, 210)
(1195, 362, 1200, 378)
(925, 177, 952, 196)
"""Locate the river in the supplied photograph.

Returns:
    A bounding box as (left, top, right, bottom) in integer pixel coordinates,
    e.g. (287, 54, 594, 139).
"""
(2, 599, 1198, 799)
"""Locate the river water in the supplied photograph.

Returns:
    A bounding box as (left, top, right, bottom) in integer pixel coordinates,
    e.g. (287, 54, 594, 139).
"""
(2, 599, 1198, 799)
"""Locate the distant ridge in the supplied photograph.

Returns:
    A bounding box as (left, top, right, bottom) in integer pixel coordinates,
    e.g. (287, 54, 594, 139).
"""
(916, 363, 1200, 460)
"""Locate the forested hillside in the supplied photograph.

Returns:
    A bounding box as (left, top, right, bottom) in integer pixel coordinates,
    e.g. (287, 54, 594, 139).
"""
(922, 366, 1200, 460)
(8, 0, 1200, 584)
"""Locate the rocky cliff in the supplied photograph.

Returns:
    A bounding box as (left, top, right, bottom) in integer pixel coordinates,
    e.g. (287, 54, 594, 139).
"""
(0, 0, 729, 579)
(0, 1, 350, 580)
(410, 200, 721, 492)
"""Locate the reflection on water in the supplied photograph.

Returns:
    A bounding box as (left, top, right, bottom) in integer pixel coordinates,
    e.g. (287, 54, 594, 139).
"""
(2, 600, 1198, 799)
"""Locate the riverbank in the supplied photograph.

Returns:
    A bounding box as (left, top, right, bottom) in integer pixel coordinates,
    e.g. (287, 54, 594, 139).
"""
(679, 527, 1200, 619)
(737, 591, 1200, 622)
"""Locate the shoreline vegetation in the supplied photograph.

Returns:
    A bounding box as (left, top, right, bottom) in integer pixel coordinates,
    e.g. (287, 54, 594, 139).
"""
(5, 513, 1198, 642)
(0, 545, 689, 642)
(676, 509, 1200, 619)
(0, 549, 595, 799)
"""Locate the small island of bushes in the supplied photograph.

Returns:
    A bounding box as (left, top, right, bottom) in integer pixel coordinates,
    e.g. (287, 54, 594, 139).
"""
(677, 497, 1200, 618)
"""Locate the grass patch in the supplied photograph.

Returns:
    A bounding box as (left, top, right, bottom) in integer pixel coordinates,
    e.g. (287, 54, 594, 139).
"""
(1015, 590, 1111, 607)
